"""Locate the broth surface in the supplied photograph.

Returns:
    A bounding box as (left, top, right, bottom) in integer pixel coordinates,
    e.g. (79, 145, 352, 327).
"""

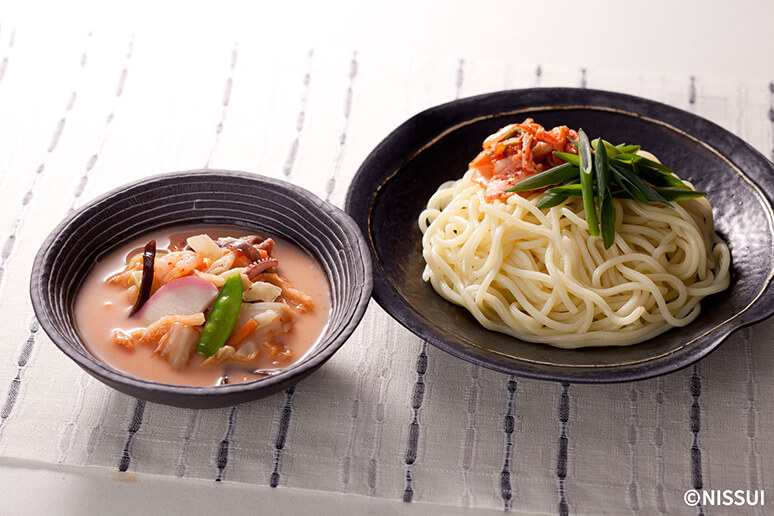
(74, 224, 331, 386)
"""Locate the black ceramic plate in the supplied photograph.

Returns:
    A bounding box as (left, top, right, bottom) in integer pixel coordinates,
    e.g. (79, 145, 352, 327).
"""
(31, 171, 372, 408)
(345, 88, 774, 383)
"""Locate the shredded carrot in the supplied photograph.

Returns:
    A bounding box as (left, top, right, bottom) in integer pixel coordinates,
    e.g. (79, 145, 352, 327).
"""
(258, 249, 268, 259)
(225, 318, 259, 348)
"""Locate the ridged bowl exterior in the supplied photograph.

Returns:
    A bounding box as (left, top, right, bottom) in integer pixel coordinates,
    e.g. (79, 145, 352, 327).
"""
(30, 170, 372, 408)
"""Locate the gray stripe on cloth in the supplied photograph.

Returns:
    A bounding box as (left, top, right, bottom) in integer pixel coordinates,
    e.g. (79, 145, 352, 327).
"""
(557, 382, 570, 516)
(0, 31, 91, 292)
(325, 50, 358, 202)
(0, 318, 40, 441)
(689, 364, 705, 515)
(339, 298, 374, 491)
(742, 328, 762, 492)
(205, 42, 238, 168)
(628, 384, 640, 513)
(70, 35, 134, 211)
(0, 26, 16, 86)
(270, 386, 296, 487)
(403, 340, 428, 503)
(282, 49, 314, 179)
(0, 36, 91, 441)
(768, 82, 774, 161)
(500, 375, 517, 511)
(455, 58, 464, 99)
(460, 362, 481, 506)
(654, 377, 667, 514)
(176, 409, 200, 478)
(118, 399, 146, 472)
(215, 405, 239, 481)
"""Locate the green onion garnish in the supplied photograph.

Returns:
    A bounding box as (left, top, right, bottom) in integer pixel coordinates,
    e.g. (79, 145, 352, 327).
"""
(507, 131, 707, 249)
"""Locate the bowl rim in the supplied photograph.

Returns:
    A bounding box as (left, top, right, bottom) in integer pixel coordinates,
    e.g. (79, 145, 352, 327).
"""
(345, 87, 774, 383)
(30, 169, 373, 399)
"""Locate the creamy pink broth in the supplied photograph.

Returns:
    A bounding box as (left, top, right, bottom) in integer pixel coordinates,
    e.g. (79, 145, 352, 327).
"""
(74, 225, 331, 386)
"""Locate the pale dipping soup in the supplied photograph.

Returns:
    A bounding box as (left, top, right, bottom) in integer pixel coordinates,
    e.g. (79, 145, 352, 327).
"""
(74, 225, 331, 386)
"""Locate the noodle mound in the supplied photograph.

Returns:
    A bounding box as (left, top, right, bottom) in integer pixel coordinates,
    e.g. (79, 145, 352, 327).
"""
(419, 170, 731, 348)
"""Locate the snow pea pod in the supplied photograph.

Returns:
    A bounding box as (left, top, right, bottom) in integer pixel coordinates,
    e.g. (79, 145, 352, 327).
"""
(196, 273, 243, 357)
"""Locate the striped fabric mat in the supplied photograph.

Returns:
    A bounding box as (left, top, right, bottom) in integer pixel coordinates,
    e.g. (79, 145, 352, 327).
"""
(0, 26, 772, 515)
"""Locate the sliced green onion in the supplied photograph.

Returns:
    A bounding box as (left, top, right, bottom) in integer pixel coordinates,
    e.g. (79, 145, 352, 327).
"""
(615, 144, 640, 154)
(553, 151, 580, 166)
(631, 164, 691, 189)
(505, 129, 705, 245)
(613, 153, 673, 173)
(594, 141, 615, 249)
(595, 140, 611, 198)
(536, 194, 569, 209)
(592, 138, 620, 157)
(611, 164, 671, 205)
(543, 183, 704, 204)
(610, 165, 649, 203)
(599, 197, 615, 248)
(578, 129, 599, 236)
(506, 163, 579, 192)
(610, 187, 706, 201)
(650, 187, 707, 201)
(547, 183, 584, 196)
(537, 178, 580, 209)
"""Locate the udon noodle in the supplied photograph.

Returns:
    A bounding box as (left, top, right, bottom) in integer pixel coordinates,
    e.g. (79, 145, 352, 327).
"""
(419, 135, 730, 348)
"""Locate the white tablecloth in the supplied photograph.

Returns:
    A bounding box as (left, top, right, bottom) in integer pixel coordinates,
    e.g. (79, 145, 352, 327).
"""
(0, 5, 772, 514)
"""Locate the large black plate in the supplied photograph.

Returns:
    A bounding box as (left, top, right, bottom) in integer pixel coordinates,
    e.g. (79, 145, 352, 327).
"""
(345, 88, 774, 383)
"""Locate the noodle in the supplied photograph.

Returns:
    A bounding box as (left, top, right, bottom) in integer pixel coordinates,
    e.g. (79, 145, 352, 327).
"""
(419, 170, 731, 348)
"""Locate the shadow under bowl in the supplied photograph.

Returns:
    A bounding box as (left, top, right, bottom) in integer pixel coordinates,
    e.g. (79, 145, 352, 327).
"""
(31, 170, 373, 408)
(345, 87, 774, 383)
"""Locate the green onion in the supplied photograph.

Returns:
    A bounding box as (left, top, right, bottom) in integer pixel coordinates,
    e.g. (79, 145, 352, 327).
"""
(610, 165, 649, 203)
(614, 160, 689, 189)
(599, 197, 615, 248)
(537, 178, 580, 209)
(650, 187, 707, 201)
(592, 138, 621, 158)
(544, 184, 704, 203)
(577, 129, 599, 236)
(610, 187, 706, 201)
(611, 163, 671, 205)
(510, 130, 707, 249)
(594, 141, 615, 249)
(547, 184, 584, 196)
(615, 144, 640, 154)
(506, 163, 579, 192)
(552, 151, 580, 166)
(595, 140, 611, 196)
(613, 153, 672, 173)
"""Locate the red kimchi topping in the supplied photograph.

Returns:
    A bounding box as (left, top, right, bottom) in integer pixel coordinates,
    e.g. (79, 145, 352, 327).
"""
(469, 118, 578, 200)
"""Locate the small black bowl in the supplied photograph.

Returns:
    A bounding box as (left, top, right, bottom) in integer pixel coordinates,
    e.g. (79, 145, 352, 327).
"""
(345, 88, 774, 383)
(30, 170, 372, 408)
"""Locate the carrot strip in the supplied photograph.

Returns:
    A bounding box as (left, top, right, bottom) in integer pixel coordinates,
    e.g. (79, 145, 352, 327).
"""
(225, 318, 259, 348)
